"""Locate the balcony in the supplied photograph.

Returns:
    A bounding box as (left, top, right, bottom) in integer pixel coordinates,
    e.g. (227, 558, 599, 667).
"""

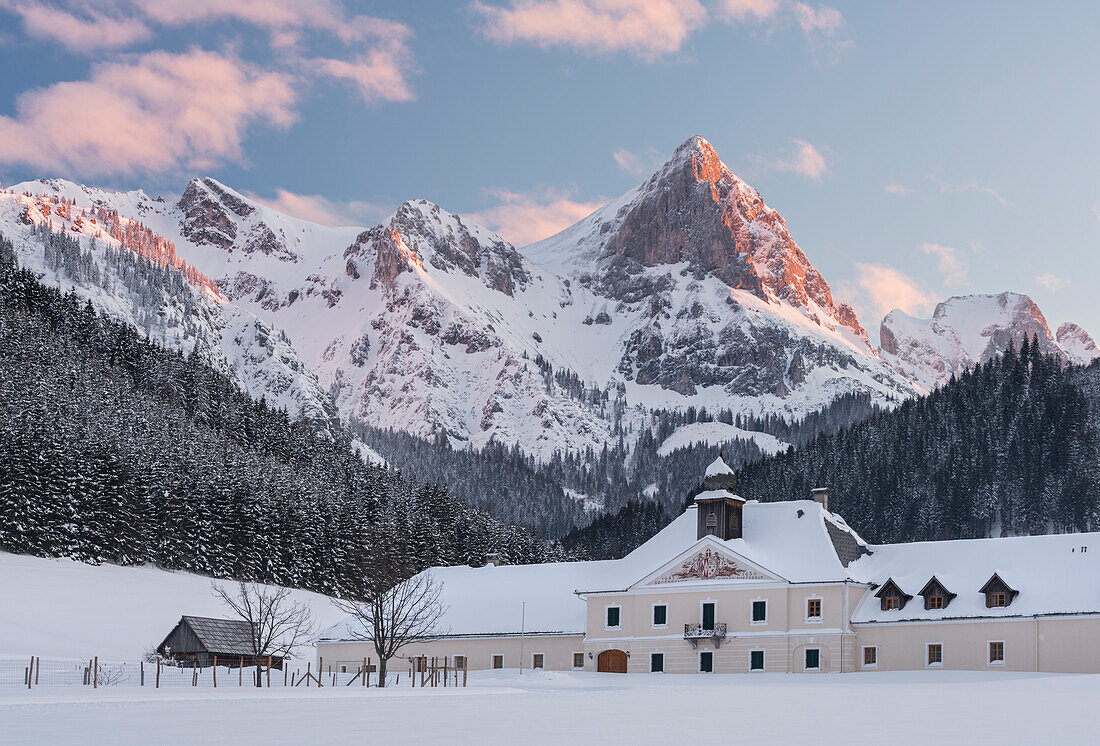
(684, 623, 727, 649)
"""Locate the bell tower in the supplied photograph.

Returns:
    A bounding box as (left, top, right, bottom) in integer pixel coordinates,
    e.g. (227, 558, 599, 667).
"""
(695, 457, 746, 541)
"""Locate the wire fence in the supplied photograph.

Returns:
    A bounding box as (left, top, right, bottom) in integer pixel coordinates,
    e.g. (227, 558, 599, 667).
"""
(1, 655, 469, 690)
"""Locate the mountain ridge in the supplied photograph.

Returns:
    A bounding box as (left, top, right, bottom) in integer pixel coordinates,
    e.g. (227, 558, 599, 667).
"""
(6, 136, 1095, 467)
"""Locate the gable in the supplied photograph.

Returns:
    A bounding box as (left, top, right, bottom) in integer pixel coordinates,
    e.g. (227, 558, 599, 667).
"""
(640, 542, 778, 587)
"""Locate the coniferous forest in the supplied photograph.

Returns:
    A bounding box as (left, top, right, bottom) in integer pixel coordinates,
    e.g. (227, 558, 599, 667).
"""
(737, 341, 1100, 544)
(0, 234, 572, 596)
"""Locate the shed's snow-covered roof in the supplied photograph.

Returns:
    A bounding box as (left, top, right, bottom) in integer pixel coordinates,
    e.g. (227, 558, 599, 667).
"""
(848, 531, 1100, 623)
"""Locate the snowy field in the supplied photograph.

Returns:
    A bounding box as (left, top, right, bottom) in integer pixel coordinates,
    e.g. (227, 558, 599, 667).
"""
(0, 552, 348, 661)
(2, 669, 1097, 745)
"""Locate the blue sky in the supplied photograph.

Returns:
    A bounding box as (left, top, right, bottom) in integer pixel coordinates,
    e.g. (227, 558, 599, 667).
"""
(1, 1, 1097, 338)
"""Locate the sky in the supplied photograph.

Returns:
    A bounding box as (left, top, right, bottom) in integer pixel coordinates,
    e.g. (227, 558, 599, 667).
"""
(0, 0, 1098, 340)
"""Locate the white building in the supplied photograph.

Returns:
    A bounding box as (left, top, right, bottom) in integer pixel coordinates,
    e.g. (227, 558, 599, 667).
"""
(318, 458, 1100, 675)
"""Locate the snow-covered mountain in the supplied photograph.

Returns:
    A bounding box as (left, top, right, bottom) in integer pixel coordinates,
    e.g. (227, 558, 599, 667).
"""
(524, 136, 916, 409)
(879, 292, 1100, 390)
(6, 135, 1095, 466)
(0, 188, 343, 425)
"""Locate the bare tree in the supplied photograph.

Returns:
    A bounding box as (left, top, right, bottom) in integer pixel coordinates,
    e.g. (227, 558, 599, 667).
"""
(212, 581, 316, 686)
(333, 570, 446, 687)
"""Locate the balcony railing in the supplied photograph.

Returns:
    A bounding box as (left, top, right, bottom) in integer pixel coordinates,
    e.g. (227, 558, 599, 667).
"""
(684, 623, 727, 649)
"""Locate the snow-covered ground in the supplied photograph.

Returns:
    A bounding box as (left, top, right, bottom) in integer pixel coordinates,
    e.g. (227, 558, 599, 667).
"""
(1, 669, 1097, 745)
(0, 552, 348, 661)
(656, 421, 789, 457)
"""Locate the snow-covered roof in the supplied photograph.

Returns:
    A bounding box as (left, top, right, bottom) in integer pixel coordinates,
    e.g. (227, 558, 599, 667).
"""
(848, 531, 1100, 623)
(319, 510, 701, 641)
(705, 456, 734, 477)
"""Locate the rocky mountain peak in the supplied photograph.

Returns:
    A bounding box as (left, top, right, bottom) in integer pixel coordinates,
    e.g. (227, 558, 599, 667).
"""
(344, 198, 531, 296)
(177, 177, 296, 262)
(1056, 322, 1100, 365)
(570, 135, 868, 343)
(879, 292, 1097, 390)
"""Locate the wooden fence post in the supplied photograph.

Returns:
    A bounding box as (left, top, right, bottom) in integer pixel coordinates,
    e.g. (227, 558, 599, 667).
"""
(318, 657, 324, 687)
(463, 659, 468, 687)
(156, 657, 161, 688)
(213, 656, 217, 687)
(93, 656, 98, 689)
(35, 657, 39, 686)
(444, 656, 448, 687)
(239, 657, 243, 686)
(267, 657, 271, 687)
(305, 662, 311, 687)
(140, 661, 145, 687)
(362, 658, 367, 687)
(284, 665, 288, 687)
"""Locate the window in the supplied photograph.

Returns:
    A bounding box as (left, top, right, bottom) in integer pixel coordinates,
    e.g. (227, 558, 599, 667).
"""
(883, 595, 901, 611)
(989, 592, 1007, 608)
(650, 653, 664, 673)
(492, 654, 503, 670)
(989, 641, 1004, 665)
(652, 604, 667, 627)
(605, 606, 621, 629)
(701, 602, 716, 630)
(806, 598, 822, 620)
(454, 656, 466, 670)
(805, 648, 820, 671)
(750, 650, 765, 672)
(572, 652, 585, 669)
(699, 651, 713, 673)
(751, 600, 767, 624)
(928, 595, 944, 610)
(532, 654, 544, 670)
(863, 646, 877, 668)
(927, 643, 943, 667)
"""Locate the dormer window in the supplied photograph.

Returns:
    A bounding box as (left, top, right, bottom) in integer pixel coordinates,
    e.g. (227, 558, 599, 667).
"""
(874, 579, 913, 612)
(980, 573, 1019, 609)
(918, 577, 957, 611)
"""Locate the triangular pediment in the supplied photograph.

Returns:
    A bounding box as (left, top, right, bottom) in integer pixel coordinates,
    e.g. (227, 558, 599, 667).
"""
(636, 539, 780, 587)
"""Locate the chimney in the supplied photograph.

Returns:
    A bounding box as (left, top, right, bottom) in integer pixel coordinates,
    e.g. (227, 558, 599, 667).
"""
(811, 487, 829, 512)
(486, 553, 501, 567)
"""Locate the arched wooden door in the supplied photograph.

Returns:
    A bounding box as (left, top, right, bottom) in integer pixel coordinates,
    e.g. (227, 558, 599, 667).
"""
(597, 649, 628, 673)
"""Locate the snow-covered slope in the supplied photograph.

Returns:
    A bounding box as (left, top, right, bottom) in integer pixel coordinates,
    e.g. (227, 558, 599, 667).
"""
(879, 293, 1098, 390)
(0, 552, 347, 660)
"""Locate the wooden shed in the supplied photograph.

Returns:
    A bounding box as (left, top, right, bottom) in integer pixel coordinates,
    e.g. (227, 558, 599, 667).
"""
(156, 615, 284, 669)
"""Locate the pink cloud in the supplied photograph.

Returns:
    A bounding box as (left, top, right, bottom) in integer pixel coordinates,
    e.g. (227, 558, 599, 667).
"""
(720, 0, 780, 23)
(131, 0, 409, 44)
(612, 145, 662, 177)
(2, 1, 151, 52)
(313, 44, 416, 104)
(793, 2, 851, 60)
(466, 187, 605, 247)
(884, 182, 914, 196)
(755, 138, 829, 180)
(919, 243, 969, 287)
(0, 50, 296, 177)
(855, 263, 934, 319)
(247, 188, 392, 227)
(471, 0, 707, 61)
